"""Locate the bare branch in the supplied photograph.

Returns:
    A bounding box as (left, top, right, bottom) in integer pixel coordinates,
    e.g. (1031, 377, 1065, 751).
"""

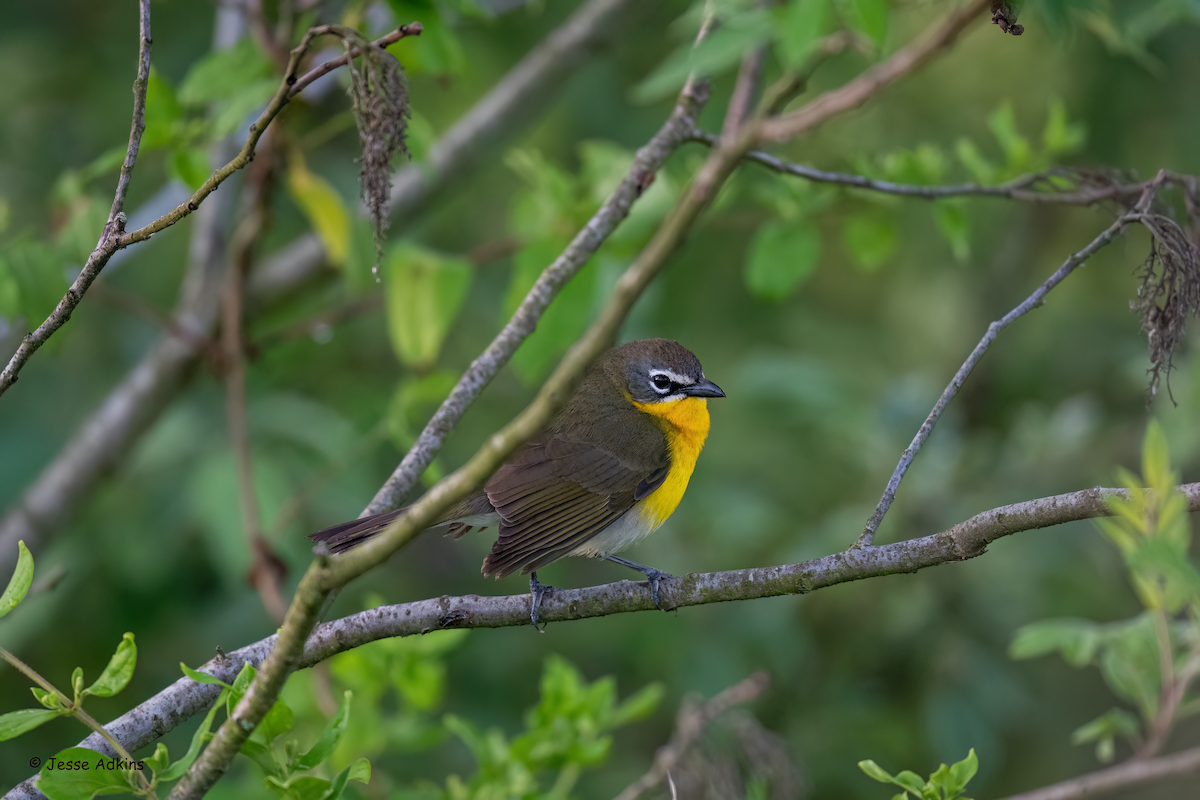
(614, 672, 770, 800)
(0, 20, 421, 399)
(0, 0, 151, 399)
(688, 129, 1162, 205)
(10, 481, 1200, 800)
(759, 0, 992, 143)
(720, 47, 764, 143)
(288, 23, 423, 98)
(998, 744, 1200, 800)
(856, 208, 1153, 548)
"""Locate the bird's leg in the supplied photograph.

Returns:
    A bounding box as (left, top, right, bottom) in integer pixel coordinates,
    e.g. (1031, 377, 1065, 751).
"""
(528, 571, 555, 632)
(606, 555, 673, 610)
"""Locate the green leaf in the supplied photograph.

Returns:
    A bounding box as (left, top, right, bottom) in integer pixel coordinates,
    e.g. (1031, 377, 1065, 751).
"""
(0, 239, 68, 324)
(610, 682, 664, 726)
(326, 757, 371, 800)
(157, 688, 228, 782)
(166, 149, 210, 192)
(842, 212, 897, 272)
(1141, 419, 1172, 496)
(274, 776, 330, 800)
(72, 667, 85, 699)
(745, 219, 821, 300)
(254, 699, 295, 744)
(1071, 708, 1140, 763)
(947, 748, 979, 794)
(1098, 613, 1162, 721)
(0, 540, 34, 619)
(178, 38, 275, 106)
(32, 687, 64, 710)
(1009, 618, 1101, 666)
(775, 0, 834, 69)
(934, 202, 971, 263)
(38, 747, 133, 799)
(1042, 98, 1087, 156)
(298, 690, 352, 769)
(179, 662, 231, 687)
(144, 743, 170, 774)
(986, 102, 1032, 173)
(287, 156, 351, 267)
(239, 738, 281, 777)
(0, 708, 64, 741)
(228, 662, 257, 714)
(632, 10, 775, 103)
(893, 770, 927, 794)
(844, 0, 890, 48)
(384, 242, 473, 370)
(85, 633, 136, 698)
(955, 137, 996, 185)
(858, 759, 896, 783)
(142, 67, 184, 150)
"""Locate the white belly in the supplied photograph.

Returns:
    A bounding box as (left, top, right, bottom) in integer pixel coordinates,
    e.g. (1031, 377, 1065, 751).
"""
(564, 504, 658, 559)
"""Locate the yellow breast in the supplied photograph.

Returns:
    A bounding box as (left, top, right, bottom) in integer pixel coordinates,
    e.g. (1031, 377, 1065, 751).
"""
(630, 396, 711, 528)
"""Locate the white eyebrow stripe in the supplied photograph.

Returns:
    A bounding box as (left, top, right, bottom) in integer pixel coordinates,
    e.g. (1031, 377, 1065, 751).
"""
(649, 368, 694, 385)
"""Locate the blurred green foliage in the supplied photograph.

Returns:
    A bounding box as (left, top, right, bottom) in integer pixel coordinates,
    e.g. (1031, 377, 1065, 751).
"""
(3, 0, 1200, 797)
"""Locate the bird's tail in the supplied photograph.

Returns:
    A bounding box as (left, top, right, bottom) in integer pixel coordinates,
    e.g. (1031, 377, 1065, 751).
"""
(308, 493, 494, 553)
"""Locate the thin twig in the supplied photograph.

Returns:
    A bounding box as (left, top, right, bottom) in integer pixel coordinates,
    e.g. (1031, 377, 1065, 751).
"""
(760, 0, 992, 143)
(855, 210, 1152, 548)
(614, 672, 770, 800)
(998, 743, 1200, 800)
(10, 481, 1200, 800)
(222, 131, 287, 623)
(0, 645, 153, 795)
(720, 47, 764, 144)
(0, 20, 421, 400)
(688, 129, 1159, 206)
(287, 23, 423, 98)
(0, 0, 151, 399)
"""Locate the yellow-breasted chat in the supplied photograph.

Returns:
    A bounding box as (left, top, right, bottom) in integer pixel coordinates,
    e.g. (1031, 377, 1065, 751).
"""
(309, 338, 725, 626)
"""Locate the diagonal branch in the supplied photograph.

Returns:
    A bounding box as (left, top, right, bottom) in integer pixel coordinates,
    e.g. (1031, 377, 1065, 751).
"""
(0, 21, 421, 400)
(759, 0, 991, 143)
(856, 198, 1159, 548)
(9, 481, 1200, 800)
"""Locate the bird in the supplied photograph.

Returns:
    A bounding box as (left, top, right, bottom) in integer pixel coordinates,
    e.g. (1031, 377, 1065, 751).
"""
(309, 338, 725, 627)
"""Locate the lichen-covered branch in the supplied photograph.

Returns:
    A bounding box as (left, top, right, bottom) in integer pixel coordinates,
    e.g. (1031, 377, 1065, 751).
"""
(10, 481, 1199, 800)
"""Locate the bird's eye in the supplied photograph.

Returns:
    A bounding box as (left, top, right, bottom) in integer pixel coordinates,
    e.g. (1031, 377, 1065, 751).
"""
(651, 374, 672, 393)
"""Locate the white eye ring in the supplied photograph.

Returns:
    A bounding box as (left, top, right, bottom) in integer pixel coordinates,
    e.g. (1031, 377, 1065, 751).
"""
(651, 374, 672, 393)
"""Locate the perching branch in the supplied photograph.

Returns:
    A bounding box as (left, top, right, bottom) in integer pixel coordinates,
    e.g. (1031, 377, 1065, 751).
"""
(998, 742, 1200, 800)
(10, 482, 1200, 800)
(0, 18, 421, 400)
(614, 672, 771, 800)
(856, 175, 1167, 548)
(0, 0, 151, 399)
(0, 0, 631, 575)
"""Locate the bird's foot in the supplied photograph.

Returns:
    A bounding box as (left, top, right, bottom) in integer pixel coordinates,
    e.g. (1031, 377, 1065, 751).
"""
(529, 572, 555, 632)
(606, 555, 674, 611)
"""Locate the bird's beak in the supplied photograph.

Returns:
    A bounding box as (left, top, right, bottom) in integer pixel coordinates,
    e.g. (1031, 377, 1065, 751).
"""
(686, 378, 726, 398)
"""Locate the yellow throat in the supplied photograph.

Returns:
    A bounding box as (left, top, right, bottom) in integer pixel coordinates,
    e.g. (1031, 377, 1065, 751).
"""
(631, 396, 711, 528)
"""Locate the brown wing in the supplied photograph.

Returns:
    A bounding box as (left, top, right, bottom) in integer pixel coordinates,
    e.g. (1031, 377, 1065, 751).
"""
(480, 435, 668, 578)
(308, 493, 494, 553)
